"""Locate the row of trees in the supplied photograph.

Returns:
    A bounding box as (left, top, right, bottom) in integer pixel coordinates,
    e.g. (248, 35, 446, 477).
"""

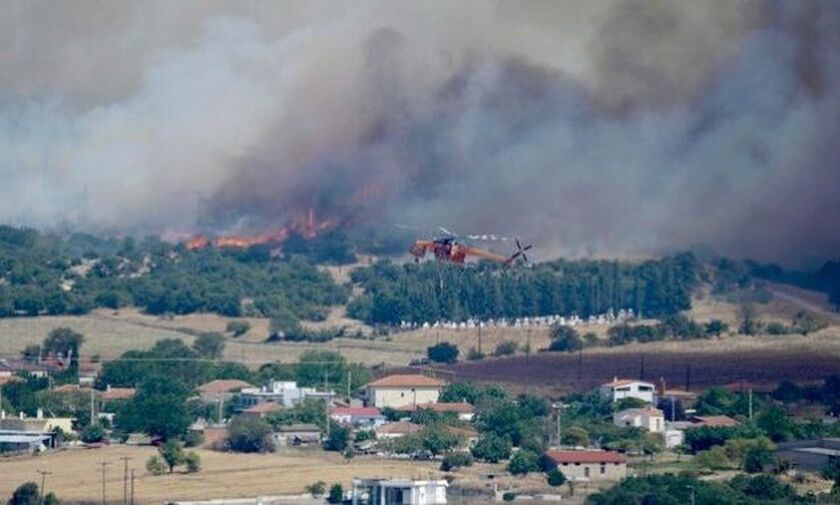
(348, 253, 700, 325)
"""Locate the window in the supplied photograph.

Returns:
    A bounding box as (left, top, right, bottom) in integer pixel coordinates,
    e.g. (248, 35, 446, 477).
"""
(600, 464, 606, 474)
(584, 466, 590, 478)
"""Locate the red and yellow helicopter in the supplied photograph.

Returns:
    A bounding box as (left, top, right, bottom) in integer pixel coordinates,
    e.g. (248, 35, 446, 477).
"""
(407, 226, 532, 265)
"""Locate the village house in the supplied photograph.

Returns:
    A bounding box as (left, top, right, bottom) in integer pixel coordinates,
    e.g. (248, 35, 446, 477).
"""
(397, 402, 475, 422)
(542, 450, 627, 481)
(375, 421, 422, 440)
(613, 407, 665, 433)
(352, 478, 448, 505)
(197, 379, 255, 403)
(0, 359, 60, 379)
(241, 402, 283, 420)
(239, 381, 334, 409)
(275, 423, 321, 447)
(330, 406, 386, 428)
(364, 375, 446, 409)
(599, 378, 656, 404)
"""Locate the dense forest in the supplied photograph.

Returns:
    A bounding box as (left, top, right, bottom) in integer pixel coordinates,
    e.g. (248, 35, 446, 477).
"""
(347, 253, 700, 325)
(0, 226, 348, 322)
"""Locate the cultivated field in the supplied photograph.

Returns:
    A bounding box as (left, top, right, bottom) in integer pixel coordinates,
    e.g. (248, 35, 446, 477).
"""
(0, 445, 441, 504)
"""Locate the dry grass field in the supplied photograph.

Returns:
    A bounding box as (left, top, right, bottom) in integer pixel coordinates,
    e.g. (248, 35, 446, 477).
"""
(0, 285, 836, 373)
(0, 446, 442, 504)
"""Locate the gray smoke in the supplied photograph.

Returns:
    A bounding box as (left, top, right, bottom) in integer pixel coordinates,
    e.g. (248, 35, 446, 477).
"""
(0, 0, 837, 265)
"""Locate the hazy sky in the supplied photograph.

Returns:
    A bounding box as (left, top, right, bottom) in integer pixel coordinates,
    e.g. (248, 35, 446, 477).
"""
(0, 0, 837, 265)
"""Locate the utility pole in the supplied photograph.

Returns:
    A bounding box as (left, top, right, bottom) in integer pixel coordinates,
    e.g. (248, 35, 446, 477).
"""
(639, 354, 645, 381)
(552, 402, 563, 448)
(37, 469, 51, 504)
(526, 328, 531, 361)
(477, 326, 482, 355)
(120, 457, 131, 505)
(347, 369, 352, 400)
(90, 388, 96, 426)
(748, 388, 753, 421)
(324, 368, 330, 439)
(129, 469, 135, 505)
(99, 461, 109, 505)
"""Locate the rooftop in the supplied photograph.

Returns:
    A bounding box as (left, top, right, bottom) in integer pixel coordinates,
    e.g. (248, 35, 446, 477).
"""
(691, 415, 739, 427)
(615, 407, 664, 418)
(243, 402, 283, 414)
(399, 402, 475, 414)
(375, 421, 421, 435)
(601, 378, 654, 388)
(330, 407, 383, 418)
(366, 374, 446, 388)
(545, 450, 627, 464)
(198, 379, 255, 394)
(101, 387, 136, 401)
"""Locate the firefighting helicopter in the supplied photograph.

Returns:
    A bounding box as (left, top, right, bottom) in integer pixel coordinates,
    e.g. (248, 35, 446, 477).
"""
(405, 226, 533, 265)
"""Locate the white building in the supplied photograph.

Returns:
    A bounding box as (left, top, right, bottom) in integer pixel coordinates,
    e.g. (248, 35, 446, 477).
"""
(364, 375, 446, 409)
(239, 381, 334, 409)
(664, 428, 685, 449)
(613, 407, 665, 433)
(352, 479, 447, 505)
(599, 378, 656, 404)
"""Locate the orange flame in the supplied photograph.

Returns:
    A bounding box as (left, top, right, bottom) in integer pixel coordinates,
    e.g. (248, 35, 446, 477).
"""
(185, 207, 339, 250)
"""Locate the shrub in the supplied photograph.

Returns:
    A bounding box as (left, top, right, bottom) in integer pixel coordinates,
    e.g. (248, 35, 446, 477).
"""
(765, 322, 790, 335)
(81, 423, 105, 443)
(183, 430, 205, 448)
(502, 492, 517, 502)
(184, 451, 201, 473)
(471, 433, 512, 463)
(328, 484, 344, 504)
(493, 340, 518, 357)
(441, 452, 474, 471)
(427, 342, 459, 364)
(546, 468, 566, 487)
(548, 326, 581, 352)
(508, 450, 540, 475)
(226, 320, 251, 337)
(466, 347, 485, 361)
(306, 481, 327, 497)
(146, 456, 167, 476)
(227, 417, 275, 453)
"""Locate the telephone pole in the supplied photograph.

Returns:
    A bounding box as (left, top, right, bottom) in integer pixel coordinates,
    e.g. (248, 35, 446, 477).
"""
(99, 461, 109, 505)
(120, 457, 131, 505)
(130, 469, 135, 505)
(37, 469, 51, 504)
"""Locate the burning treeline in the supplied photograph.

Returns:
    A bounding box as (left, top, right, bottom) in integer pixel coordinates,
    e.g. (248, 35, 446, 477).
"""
(187, 207, 337, 250)
(1, 2, 839, 265)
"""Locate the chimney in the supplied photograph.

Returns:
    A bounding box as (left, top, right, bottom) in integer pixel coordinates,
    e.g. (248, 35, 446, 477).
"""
(106, 384, 112, 392)
(36, 408, 43, 420)
(18, 411, 24, 419)
(658, 377, 666, 396)
(1, 410, 5, 420)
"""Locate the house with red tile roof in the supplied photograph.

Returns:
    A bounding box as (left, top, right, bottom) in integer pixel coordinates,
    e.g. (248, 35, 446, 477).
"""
(241, 402, 283, 419)
(197, 379, 255, 402)
(329, 406, 386, 428)
(543, 450, 627, 481)
(375, 421, 422, 439)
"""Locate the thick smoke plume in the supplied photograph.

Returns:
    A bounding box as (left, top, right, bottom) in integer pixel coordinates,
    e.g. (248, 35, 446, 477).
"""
(0, 0, 838, 265)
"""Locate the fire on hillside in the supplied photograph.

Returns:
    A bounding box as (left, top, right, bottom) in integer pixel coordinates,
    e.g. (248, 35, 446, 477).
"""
(186, 207, 339, 250)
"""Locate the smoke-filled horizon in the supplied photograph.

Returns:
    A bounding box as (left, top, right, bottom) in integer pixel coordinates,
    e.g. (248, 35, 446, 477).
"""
(1, 0, 838, 266)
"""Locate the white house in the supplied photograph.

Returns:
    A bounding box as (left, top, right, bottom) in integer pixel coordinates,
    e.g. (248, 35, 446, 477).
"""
(352, 478, 447, 505)
(364, 375, 446, 409)
(330, 406, 386, 428)
(613, 407, 665, 433)
(239, 381, 334, 409)
(599, 378, 656, 404)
